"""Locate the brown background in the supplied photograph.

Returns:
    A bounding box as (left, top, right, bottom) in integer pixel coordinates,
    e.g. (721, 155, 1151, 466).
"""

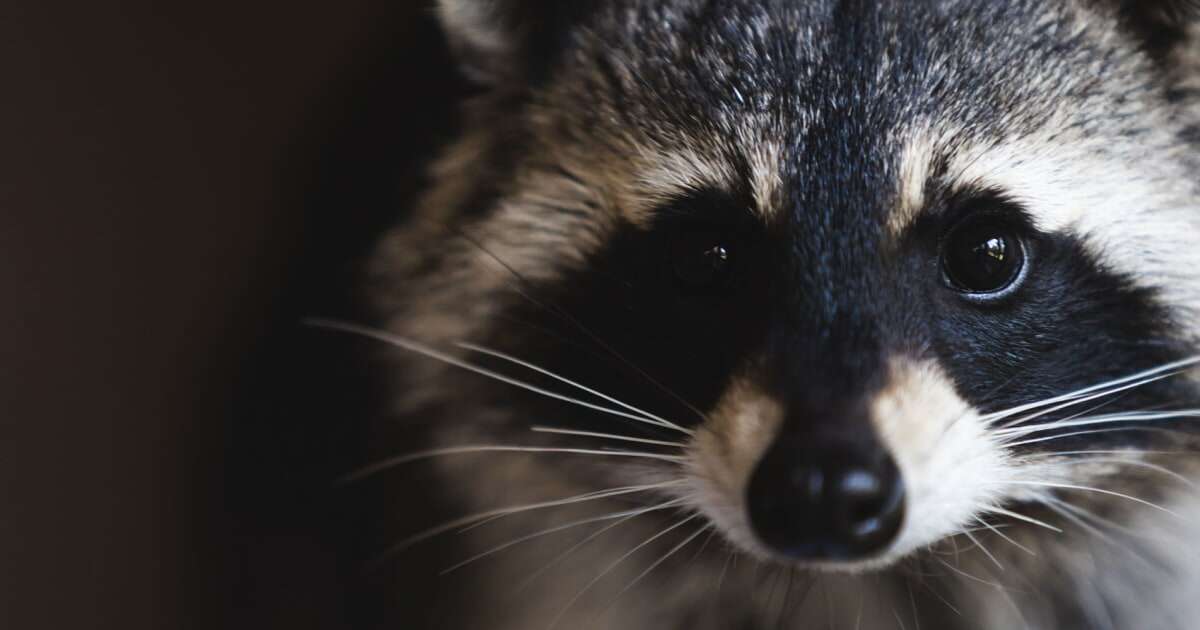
(0, 1, 460, 627)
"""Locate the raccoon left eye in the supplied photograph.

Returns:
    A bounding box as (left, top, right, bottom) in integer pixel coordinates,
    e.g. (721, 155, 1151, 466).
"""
(941, 216, 1026, 296)
(670, 228, 733, 290)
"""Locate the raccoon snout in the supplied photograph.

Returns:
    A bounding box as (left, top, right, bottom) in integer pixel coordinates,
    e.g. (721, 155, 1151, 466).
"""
(745, 432, 905, 561)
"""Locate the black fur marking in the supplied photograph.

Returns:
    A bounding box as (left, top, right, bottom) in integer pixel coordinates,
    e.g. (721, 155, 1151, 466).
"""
(480, 187, 774, 434)
(468, 0, 1198, 454)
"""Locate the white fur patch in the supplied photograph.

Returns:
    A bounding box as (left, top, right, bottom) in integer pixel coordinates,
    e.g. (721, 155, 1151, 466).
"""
(683, 379, 782, 559)
(888, 126, 938, 238)
(626, 147, 738, 220)
(745, 138, 784, 217)
(870, 360, 1021, 561)
(946, 130, 1200, 326)
(887, 118, 1200, 331)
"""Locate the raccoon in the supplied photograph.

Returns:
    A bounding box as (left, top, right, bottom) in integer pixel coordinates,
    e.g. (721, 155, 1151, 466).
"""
(338, 1, 1200, 628)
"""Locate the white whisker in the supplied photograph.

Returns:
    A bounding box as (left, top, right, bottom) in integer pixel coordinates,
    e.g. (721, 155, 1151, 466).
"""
(935, 557, 1007, 590)
(983, 506, 1064, 533)
(343, 445, 685, 483)
(908, 580, 922, 630)
(516, 510, 651, 594)
(981, 357, 1200, 425)
(687, 528, 719, 566)
(716, 550, 734, 593)
(602, 523, 713, 613)
(997, 409, 1200, 440)
(1047, 496, 1146, 539)
(442, 497, 688, 575)
(377, 481, 686, 560)
(1049, 449, 1189, 457)
(461, 343, 691, 434)
(457, 481, 681, 534)
(306, 319, 690, 436)
(976, 517, 1036, 557)
(1046, 456, 1198, 489)
(1040, 498, 1122, 547)
(549, 513, 701, 629)
(962, 529, 1004, 571)
(1003, 426, 1191, 449)
(991, 372, 1183, 430)
(531, 426, 687, 449)
(1002, 481, 1181, 518)
(854, 587, 864, 630)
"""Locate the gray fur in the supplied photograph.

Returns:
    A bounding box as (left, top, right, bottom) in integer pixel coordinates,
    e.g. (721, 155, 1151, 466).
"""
(368, 1, 1200, 628)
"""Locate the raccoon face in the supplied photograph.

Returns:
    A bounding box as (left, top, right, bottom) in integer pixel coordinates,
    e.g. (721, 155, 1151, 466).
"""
(373, 0, 1200, 582)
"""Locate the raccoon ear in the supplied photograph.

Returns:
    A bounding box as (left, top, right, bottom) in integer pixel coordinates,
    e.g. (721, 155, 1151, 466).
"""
(437, 0, 595, 84)
(1108, 0, 1200, 59)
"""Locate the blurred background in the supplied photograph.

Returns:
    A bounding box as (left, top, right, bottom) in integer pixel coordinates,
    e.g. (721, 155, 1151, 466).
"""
(0, 1, 461, 627)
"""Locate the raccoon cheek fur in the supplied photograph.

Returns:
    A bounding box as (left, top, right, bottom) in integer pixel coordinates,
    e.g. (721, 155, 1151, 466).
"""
(357, 1, 1200, 628)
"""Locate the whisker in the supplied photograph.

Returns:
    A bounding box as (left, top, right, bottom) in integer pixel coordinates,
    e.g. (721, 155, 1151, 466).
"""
(1046, 496, 1144, 540)
(934, 557, 1007, 590)
(1050, 449, 1190, 457)
(442, 497, 688, 575)
(343, 445, 685, 483)
(457, 482, 679, 534)
(976, 517, 1036, 557)
(854, 587, 865, 630)
(717, 550, 735, 593)
(1002, 481, 1181, 518)
(983, 506, 1063, 533)
(1047, 456, 1198, 489)
(1003, 426, 1194, 449)
(982, 357, 1200, 425)
(687, 528, 719, 566)
(602, 523, 713, 614)
(991, 371, 1184, 430)
(908, 579, 921, 630)
(461, 343, 691, 434)
(306, 319, 690, 436)
(549, 513, 702, 629)
(921, 580, 963, 617)
(446, 225, 712, 425)
(962, 529, 1004, 571)
(1040, 498, 1122, 548)
(992, 390, 1131, 435)
(515, 510, 648, 594)
(531, 426, 687, 449)
(376, 481, 686, 560)
(997, 409, 1200, 440)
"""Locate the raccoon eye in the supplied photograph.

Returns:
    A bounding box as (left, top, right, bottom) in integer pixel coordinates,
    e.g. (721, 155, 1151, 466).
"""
(941, 216, 1026, 296)
(670, 228, 733, 290)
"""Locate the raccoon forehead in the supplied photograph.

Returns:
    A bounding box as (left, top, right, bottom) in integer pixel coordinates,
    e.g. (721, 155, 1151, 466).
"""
(542, 0, 1158, 206)
(498, 0, 1200, 331)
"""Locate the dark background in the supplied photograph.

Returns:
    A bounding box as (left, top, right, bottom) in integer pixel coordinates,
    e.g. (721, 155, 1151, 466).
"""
(1, 1, 463, 627)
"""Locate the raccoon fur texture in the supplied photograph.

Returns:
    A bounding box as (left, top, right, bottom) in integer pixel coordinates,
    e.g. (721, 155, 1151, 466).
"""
(346, 1, 1200, 628)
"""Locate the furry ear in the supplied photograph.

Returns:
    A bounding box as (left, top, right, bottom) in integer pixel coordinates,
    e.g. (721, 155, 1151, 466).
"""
(1108, 0, 1200, 59)
(437, 0, 596, 84)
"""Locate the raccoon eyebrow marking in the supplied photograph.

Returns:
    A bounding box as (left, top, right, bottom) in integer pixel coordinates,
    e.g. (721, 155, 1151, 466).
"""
(630, 148, 739, 221)
(887, 127, 950, 238)
(746, 138, 785, 218)
(889, 132, 938, 237)
(652, 186, 756, 224)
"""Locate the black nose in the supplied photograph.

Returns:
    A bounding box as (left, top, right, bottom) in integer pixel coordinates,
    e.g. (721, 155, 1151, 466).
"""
(746, 436, 905, 560)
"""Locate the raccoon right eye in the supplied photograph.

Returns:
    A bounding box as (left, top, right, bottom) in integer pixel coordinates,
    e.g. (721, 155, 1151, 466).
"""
(669, 228, 734, 290)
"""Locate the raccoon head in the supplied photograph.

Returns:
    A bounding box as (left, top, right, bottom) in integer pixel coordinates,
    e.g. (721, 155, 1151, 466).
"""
(372, 0, 1200, 586)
